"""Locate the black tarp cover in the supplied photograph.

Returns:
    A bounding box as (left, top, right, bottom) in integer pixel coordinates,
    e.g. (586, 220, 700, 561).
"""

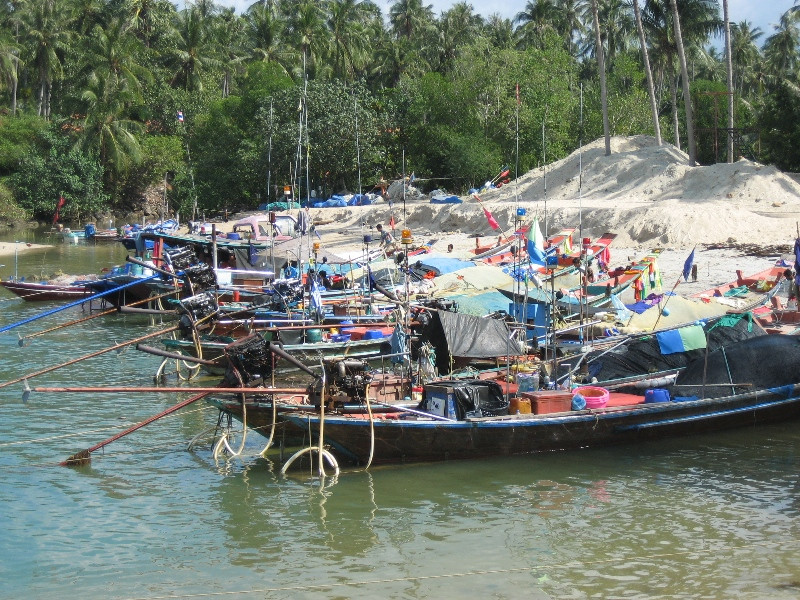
(672, 334, 800, 398)
(421, 310, 524, 375)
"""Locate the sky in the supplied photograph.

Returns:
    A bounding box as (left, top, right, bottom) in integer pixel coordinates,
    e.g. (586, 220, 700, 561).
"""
(200, 0, 796, 44)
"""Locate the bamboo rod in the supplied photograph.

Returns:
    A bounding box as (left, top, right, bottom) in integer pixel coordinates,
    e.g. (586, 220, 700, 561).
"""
(37, 386, 308, 394)
(0, 325, 180, 390)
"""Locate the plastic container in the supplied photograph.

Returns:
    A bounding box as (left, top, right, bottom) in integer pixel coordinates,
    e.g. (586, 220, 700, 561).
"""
(363, 330, 385, 340)
(574, 386, 609, 409)
(645, 388, 671, 403)
(520, 391, 573, 414)
(306, 329, 323, 343)
(508, 396, 532, 415)
(330, 333, 351, 343)
(227, 232, 241, 240)
(517, 372, 540, 393)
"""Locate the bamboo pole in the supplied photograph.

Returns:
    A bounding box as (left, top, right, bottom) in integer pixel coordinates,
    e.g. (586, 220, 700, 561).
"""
(36, 386, 308, 394)
(0, 325, 181, 390)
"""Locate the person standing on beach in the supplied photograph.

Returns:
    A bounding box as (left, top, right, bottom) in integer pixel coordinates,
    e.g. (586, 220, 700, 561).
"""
(376, 224, 397, 254)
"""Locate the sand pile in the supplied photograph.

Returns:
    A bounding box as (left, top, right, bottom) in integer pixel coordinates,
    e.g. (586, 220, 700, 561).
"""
(315, 135, 800, 253)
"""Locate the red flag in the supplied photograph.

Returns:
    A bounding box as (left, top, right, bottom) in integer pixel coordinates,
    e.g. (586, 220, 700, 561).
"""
(389, 214, 396, 229)
(53, 196, 66, 224)
(516, 83, 520, 105)
(483, 207, 500, 230)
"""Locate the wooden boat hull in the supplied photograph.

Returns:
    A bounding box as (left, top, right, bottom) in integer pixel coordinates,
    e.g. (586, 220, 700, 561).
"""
(0, 280, 92, 301)
(283, 384, 800, 465)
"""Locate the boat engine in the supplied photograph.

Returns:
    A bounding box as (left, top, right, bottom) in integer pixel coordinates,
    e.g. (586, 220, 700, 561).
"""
(182, 263, 217, 293)
(163, 246, 197, 272)
(309, 359, 372, 407)
(177, 291, 219, 336)
(221, 333, 275, 386)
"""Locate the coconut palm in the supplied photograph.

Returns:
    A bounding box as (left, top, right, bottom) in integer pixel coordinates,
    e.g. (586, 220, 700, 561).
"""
(514, 0, 559, 49)
(632, 0, 661, 145)
(433, 2, 483, 73)
(763, 10, 800, 78)
(389, 0, 434, 42)
(284, 0, 329, 78)
(23, 0, 74, 118)
(0, 19, 21, 113)
(730, 21, 762, 95)
(169, 6, 221, 91)
(245, 0, 294, 75)
(669, 0, 696, 165)
(327, 0, 377, 81)
(589, 0, 611, 156)
(554, 0, 583, 56)
(485, 13, 514, 50)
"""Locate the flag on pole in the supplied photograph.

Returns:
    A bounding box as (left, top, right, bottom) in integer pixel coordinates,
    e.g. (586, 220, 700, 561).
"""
(515, 83, 520, 105)
(526, 218, 546, 266)
(389, 214, 396, 229)
(483, 207, 500, 230)
(310, 280, 324, 321)
(176, 110, 184, 122)
(682, 248, 695, 282)
(793, 238, 800, 287)
(53, 196, 66, 224)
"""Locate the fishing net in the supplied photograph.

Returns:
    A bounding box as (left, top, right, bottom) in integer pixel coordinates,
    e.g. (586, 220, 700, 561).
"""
(585, 313, 766, 383)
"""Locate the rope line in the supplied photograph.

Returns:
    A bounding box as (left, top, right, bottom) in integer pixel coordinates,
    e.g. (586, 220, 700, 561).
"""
(115, 538, 800, 600)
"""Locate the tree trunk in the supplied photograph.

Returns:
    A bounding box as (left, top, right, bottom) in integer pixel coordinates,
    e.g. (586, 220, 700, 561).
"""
(670, 0, 696, 165)
(590, 0, 611, 156)
(723, 0, 734, 163)
(670, 69, 681, 150)
(633, 0, 661, 145)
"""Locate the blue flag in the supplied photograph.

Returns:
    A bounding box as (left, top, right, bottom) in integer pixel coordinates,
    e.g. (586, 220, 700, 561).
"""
(793, 238, 800, 288)
(682, 248, 695, 282)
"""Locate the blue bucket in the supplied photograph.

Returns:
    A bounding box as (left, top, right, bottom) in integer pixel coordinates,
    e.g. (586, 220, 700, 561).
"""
(645, 388, 671, 403)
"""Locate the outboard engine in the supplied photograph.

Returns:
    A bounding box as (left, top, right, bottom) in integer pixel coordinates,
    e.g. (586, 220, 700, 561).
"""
(177, 291, 218, 336)
(222, 333, 275, 386)
(308, 359, 372, 407)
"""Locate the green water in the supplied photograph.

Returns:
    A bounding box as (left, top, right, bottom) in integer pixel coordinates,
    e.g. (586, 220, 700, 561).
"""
(1, 231, 800, 599)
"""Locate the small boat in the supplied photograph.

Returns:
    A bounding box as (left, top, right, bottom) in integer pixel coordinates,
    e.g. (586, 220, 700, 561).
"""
(280, 334, 800, 466)
(0, 277, 95, 301)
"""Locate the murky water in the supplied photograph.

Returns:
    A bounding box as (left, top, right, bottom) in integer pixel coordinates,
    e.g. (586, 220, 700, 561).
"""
(1, 230, 800, 599)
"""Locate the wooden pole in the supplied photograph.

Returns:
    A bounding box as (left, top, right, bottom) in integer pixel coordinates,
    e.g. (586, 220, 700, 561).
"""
(0, 325, 181, 390)
(37, 386, 308, 394)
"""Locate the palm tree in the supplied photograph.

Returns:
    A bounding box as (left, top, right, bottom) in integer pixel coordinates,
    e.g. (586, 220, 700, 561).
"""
(284, 0, 328, 78)
(763, 10, 800, 78)
(632, 0, 661, 145)
(24, 0, 73, 118)
(169, 6, 221, 91)
(83, 18, 151, 99)
(389, 0, 434, 42)
(514, 0, 558, 49)
(327, 0, 376, 81)
(589, 0, 610, 155)
(669, 0, 696, 165)
(245, 0, 294, 75)
(722, 0, 733, 162)
(730, 21, 762, 95)
(80, 69, 144, 186)
(554, 0, 583, 57)
(0, 18, 21, 114)
(434, 2, 483, 73)
(212, 8, 246, 97)
(484, 13, 514, 50)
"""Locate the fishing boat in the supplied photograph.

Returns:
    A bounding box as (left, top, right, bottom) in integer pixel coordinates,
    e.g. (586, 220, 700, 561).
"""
(279, 334, 800, 466)
(0, 276, 96, 301)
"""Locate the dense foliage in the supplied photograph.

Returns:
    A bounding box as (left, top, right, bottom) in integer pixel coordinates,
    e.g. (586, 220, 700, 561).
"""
(0, 0, 797, 222)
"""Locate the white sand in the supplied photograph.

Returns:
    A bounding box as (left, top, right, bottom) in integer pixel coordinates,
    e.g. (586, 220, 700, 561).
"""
(304, 135, 798, 290)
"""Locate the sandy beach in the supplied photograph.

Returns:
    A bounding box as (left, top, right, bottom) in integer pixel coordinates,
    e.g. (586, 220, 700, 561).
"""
(0, 241, 52, 258)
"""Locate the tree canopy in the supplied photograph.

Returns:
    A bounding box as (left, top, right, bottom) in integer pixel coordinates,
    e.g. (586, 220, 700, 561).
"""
(0, 0, 796, 221)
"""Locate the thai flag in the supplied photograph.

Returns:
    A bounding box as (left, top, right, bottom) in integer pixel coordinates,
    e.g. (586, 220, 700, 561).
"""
(177, 111, 184, 122)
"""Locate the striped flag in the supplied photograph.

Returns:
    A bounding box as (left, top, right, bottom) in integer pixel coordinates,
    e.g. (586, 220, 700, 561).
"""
(177, 110, 184, 122)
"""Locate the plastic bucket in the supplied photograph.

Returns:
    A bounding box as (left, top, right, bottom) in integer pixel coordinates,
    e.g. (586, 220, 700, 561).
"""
(575, 386, 609, 409)
(645, 388, 671, 403)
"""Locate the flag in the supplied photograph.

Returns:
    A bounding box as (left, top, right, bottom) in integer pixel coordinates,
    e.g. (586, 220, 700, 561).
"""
(515, 83, 520, 105)
(389, 214, 396, 229)
(176, 110, 184, 122)
(682, 248, 695, 281)
(794, 238, 800, 287)
(526, 218, 546, 266)
(483, 207, 500, 230)
(310, 280, 324, 321)
(53, 196, 66, 224)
